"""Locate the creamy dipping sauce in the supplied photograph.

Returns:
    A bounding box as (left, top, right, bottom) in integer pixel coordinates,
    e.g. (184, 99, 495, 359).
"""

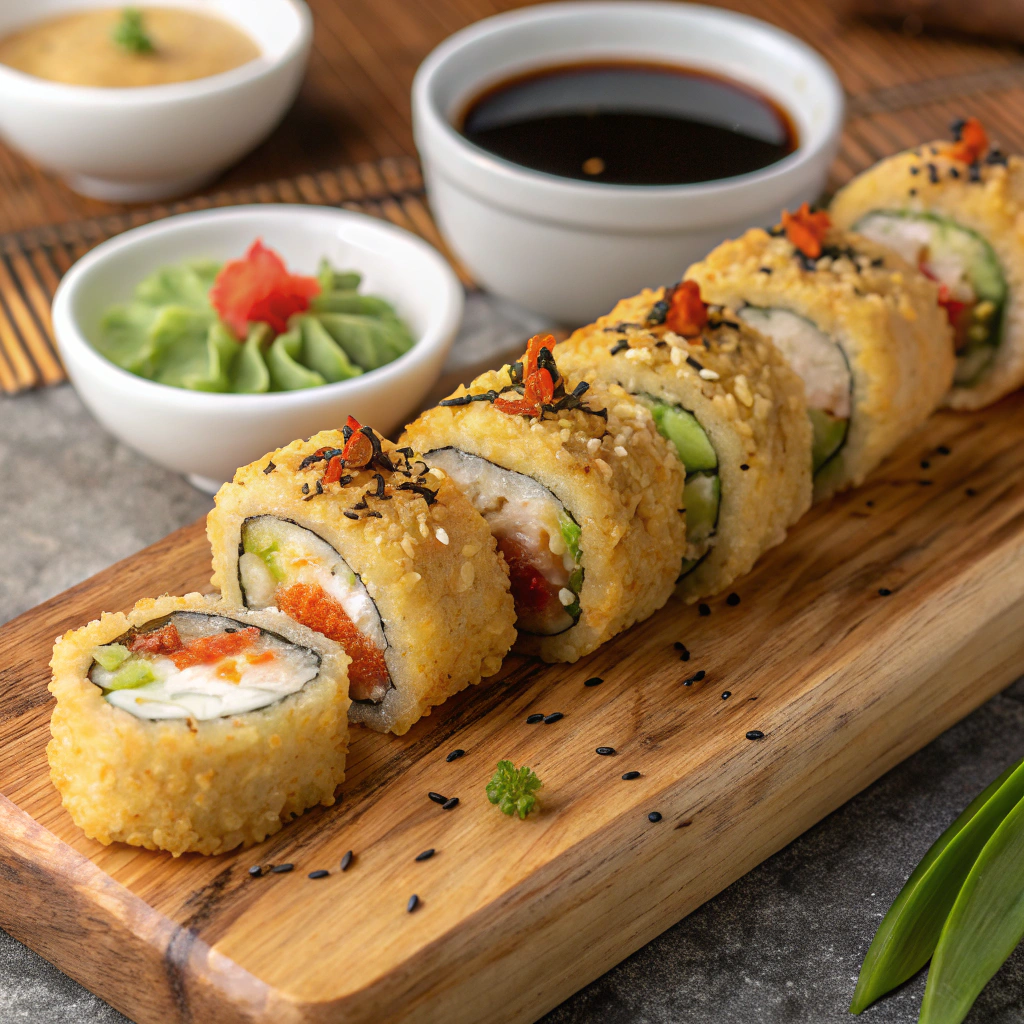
(0, 8, 260, 88)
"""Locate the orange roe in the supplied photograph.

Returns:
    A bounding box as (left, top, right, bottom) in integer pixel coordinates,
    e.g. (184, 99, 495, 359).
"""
(215, 660, 242, 684)
(781, 203, 831, 259)
(276, 582, 389, 702)
(949, 117, 988, 164)
(210, 239, 321, 339)
(169, 627, 260, 669)
(665, 280, 708, 336)
(129, 623, 184, 656)
(246, 650, 277, 665)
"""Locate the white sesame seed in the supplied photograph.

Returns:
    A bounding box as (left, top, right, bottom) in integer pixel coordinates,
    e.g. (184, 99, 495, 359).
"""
(558, 588, 575, 606)
(587, 437, 602, 455)
(699, 368, 720, 381)
(614, 445, 628, 458)
(435, 527, 449, 545)
(462, 541, 481, 557)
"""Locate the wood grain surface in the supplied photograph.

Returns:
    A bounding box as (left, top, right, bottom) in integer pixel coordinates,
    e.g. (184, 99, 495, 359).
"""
(3, 397, 1024, 1023)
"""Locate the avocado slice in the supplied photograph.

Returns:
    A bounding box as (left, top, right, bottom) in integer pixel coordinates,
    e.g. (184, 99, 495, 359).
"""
(809, 407, 849, 474)
(649, 403, 718, 473)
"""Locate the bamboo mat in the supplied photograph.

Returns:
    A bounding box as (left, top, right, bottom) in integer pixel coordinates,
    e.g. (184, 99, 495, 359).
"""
(2, 0, 1024, 394)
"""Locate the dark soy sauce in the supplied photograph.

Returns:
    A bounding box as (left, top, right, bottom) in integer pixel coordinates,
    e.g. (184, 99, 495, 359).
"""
(459, 61, 798, 186)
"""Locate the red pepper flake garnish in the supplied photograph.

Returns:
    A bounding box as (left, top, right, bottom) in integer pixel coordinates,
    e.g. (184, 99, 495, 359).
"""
(128, 623, 184, 656)
(919, 262, 974, 349)
(495, 334, 557, 417)
(323, 456, 345, 484)
(781, 203, 831, 259)
(277, 582, 389, 702)
(169, 627, 261, 669)
(210, 239, 321, 339)
(948, 117, 988, 165)
(665, 280, 708, 337)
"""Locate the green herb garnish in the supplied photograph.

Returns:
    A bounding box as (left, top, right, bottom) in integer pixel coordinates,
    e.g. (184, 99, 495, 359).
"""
(486, 760, 542, 819)
(112, 8, 155, 55)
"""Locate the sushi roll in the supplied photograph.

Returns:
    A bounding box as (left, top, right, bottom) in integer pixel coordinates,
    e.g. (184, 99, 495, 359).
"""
(47, 593, 350, 857)
(687, 205, 954, 500)
(208, 422, 516, 735)
(830, 118, 1024, 409)
(556, 282, 812, 601)
(401, 335, 687, 663)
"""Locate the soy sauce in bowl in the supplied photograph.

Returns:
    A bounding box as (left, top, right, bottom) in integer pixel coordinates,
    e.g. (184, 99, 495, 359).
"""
(459, 61, 798, 186)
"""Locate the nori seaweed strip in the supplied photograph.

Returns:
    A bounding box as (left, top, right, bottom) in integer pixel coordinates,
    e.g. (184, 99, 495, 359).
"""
(397, 481, 438, 505)
(609, 340, 629, 355)
(647, 299, 669, 325)
(685, 355, 704, 372)
(372, 473, 386, 498)
(361, 427, 395, 472)
(263, 461, 276, 475)
(439, 391, 499, 407)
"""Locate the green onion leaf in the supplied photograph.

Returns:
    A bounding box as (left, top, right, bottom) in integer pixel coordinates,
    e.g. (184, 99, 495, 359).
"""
(851, 757, 1024, 1013)
(112, 8, 155, 55)
(921, 791, 1024, 1024)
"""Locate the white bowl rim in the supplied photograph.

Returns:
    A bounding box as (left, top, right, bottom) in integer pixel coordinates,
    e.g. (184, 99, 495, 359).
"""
(51, 204, 465, 409)
(413, 0, 844, 202)
(0, 0, 311, 106)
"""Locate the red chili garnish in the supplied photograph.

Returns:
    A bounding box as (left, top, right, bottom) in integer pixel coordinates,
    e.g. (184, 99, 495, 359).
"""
(323, 455, 345, 484)
(276, 582, 390, 702)
(341, 431, 373, 468)
(494, 334, 558, 417)
(128, 623, 184, 656)
(949, 117, 989, 164)
(169, 627, 261, 669)
(665, 280, 708, 336)
(210, 239, 321, 339)
(781, 203, 831, 259)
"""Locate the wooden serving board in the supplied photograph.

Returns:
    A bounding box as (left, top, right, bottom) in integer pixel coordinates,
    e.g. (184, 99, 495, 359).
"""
(4, 399, 1024, 1024)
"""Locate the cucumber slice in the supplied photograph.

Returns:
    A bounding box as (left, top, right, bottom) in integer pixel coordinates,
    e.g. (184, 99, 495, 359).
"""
(105, 660, 157, 691)
(91, 644, 129, 672)
(648, 403, 718, 473)
(809, 408, 849, 474)
(684, 472, 720, 548)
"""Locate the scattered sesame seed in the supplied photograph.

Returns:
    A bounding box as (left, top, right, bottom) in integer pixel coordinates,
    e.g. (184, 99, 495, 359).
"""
(698, 603, 711, 617)
(526, 713, 545, 724)
(442, 797, 459, 810)
(919, 480, 933, 486)
(909, 188, 917, 196)
(920, 460, 930, 469)
(683, 670, 706, 686)
(415, 849, 435, 862)
(866, 500, 875, 508)
(746, 730, 765, 741)
(308, 870, 330, 880)
(726, 592, 741, 607)
(622, 771, 641, 780)
(740, 464, 749, 471)
(966, 488, 977, 497)
(758, 267, 772, 274)
(446, 749, 465, 762)
(543, 712, 564, 724)
(699, 368, 720, 381)
(909, 166, 919, 175)
(248, 865, 264, 878)
(558, 587, 576, 606)
(596, 746, 616, 756)
(428, 791, 447, 804)
(340, 850, 354, 872)
(927, 163, 939, 184)
(648, 812, 663, 823)
(722, 691, 732, 700)
(878, 588, 892, 596)
(950, 167, 960, 179)
(937, 445, 951, 455)
(271, 863, 294, 874)
(407, 894, 420, 913)
(584, 677, 604, 687)
(435, 527, 449, 545)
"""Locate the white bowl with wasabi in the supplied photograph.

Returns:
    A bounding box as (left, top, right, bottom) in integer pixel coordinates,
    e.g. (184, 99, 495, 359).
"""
(51, 205, 464, 492)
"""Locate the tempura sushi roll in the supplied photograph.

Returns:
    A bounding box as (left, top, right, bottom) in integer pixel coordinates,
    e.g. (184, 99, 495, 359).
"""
(208, 422, 516, 735)
(47, 593, 350, 857)
(687, 205, 954, 501)
(402, 336, 687, 663)
(831, 118, 1024, 409)
(556, 282, 812, 602)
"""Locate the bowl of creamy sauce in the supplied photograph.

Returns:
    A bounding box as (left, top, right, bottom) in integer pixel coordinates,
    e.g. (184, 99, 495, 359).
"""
(0, 1, 311, 201)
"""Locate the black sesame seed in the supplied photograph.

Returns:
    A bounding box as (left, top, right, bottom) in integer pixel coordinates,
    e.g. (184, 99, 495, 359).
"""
(248, 865, 264, 878)
(866, 500, 875, 508)
(938, 444, 951, 455)
(740, 463, 749, 471)
(343, 511, 359, 520)
(927, 163, 939, 184)
(683, 670, 706, 687)
(584, 676, 604, 687)
(596, 746, 616, 756)
(919, 480, 933, 486)
(415, 849, 435, 862)
(407, 894, 420, 913)
(878, 588, 892, 596)
(442, 797, 459, 810)
(969, 163, 981, 183)
(909, 165, 920, 175)
(543, 712, 564, 724)
(726, 592, 741, 607)
(758, 267, 772, 274)
(271, 863, 294, 874)
(526, 713, 545, 724)
(446, 749, 465, 762)
(966, 487, 978, 497)
(301, 483, 310, 494)
(679, 651, 691, 662)
(621, 771, 641, 780)
(698, 603, 711, 617)
(428, 791, 447, 804)
(648, 812, 663, 823)
(746, 730, 765, 741)
(722, 691, 732, 700)
(308, 870, 330, 880)
(949, 166, 960, 179)
(340, 850, 353, 872)
(909, 188, 917, 196)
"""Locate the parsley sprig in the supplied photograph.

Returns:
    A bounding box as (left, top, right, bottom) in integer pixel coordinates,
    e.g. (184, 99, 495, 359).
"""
(486, 760, 542, 819)
(112, 8, 155, 55)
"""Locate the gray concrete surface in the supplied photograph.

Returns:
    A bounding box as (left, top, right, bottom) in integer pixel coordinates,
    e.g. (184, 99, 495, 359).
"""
(2, 303, 1023, 1022)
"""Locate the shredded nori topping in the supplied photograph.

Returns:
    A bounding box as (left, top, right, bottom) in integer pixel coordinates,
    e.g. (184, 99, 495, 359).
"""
(439, 391, 498, 407)
(263, 461, 276, 475)
(647, 299, 670, 325)
(397, 481, 438, 505)
(301, 483, 309, 494)
(609, 340, 629, 355)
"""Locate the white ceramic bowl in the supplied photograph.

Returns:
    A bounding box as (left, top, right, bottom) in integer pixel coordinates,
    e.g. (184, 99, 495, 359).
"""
(0, 0, 311, 202)
(52, 206, 464, 492)
(413, 1, 844, 323)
